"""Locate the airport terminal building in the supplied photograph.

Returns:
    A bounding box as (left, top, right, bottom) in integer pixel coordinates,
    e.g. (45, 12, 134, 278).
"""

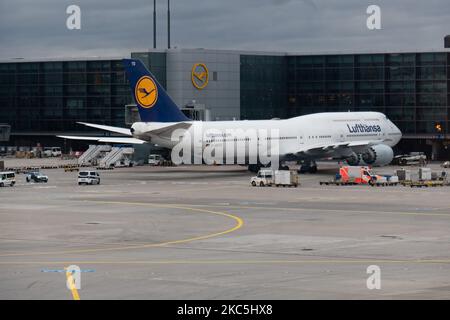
(1, 48, 450, 159)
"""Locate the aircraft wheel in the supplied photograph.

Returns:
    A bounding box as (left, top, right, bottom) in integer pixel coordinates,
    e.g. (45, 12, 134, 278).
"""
(248, 164, 261, 173)
(309, 166, 318, 174)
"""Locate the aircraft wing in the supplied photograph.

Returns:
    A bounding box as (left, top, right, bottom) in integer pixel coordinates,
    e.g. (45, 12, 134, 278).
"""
(77, 122, 132, 136)
(295, 139, 386, 155)
(57, 135, 146, 144)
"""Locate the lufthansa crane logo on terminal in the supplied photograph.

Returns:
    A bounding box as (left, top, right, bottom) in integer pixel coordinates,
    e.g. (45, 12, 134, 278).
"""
(135, 76, 158, 108)
(191, 63, 209, 90)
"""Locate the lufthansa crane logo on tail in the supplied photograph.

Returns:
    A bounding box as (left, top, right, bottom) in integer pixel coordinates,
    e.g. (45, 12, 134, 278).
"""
(191, 63, 209, 90)
(135, 76, 158, 108)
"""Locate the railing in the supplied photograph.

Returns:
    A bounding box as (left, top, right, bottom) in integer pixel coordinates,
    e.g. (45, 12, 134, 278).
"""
(99, 147, 134, 168)
(78, 145, 111, 165)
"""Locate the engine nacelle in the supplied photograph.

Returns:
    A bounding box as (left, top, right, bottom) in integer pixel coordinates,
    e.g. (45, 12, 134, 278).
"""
(361, 144, 394, 166)
(345, 152, 361, 166)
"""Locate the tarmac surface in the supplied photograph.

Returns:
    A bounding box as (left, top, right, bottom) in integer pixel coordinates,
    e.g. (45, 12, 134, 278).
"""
(1, 162, 450, 299)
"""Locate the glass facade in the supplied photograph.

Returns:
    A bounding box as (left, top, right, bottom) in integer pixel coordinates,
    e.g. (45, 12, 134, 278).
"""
(240, 55, 287, 119)
(0, 52, 167, 136)
(131, 52, 167, 88)
(241, 52, 450, 136)
(0, 59, 131, 133)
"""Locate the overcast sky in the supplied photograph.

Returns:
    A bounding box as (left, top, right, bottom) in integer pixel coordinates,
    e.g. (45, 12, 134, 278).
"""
(0, 0, 449, 59)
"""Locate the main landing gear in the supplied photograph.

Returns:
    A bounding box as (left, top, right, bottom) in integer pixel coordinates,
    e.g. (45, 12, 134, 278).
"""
(248, 161, 318, 174)
(248, 164, 262, 173)
(298, 160, 318, 174)
(247, 163, 290, 173)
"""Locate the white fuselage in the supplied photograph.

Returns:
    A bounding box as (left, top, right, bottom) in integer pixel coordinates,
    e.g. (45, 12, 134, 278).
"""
(131, 112, 402, 163)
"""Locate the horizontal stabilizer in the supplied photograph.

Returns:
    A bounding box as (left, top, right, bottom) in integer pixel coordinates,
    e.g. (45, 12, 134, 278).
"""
(57, 135, 146, 144)
(77, 122, 132, 136)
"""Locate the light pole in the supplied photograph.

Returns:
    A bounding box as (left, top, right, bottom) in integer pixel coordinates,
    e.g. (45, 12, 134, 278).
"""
(153, 0, 156, 49)
(167, 0, 171, 49)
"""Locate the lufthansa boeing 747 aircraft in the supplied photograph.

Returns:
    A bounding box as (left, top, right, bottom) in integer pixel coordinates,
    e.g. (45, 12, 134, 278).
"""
(58, 59, 402, 172)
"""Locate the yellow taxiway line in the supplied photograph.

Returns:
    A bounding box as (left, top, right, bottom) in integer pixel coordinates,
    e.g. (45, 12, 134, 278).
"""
(0, 201, 243, 258)
(152, 203, 450, 218)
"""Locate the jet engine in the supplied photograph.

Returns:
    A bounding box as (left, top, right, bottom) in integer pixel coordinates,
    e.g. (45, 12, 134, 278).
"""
(344, 145, 394, 166)
(361, 144, 394, 166)
(345, 152, 361, 166)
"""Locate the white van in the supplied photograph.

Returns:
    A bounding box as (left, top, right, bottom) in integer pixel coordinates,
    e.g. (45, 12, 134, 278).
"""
(78, 171, 100, 185)
(0, 171, 16, 187)
(43, 147, 62, 157)
(148, 154, 164, 166)
(250, 169, 274, 187)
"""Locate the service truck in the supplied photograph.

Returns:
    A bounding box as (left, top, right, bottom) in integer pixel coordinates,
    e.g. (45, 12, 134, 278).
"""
(320, 166, 399, 186)
(274, 170, 299, 187)
(251, 169, 299, 187)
